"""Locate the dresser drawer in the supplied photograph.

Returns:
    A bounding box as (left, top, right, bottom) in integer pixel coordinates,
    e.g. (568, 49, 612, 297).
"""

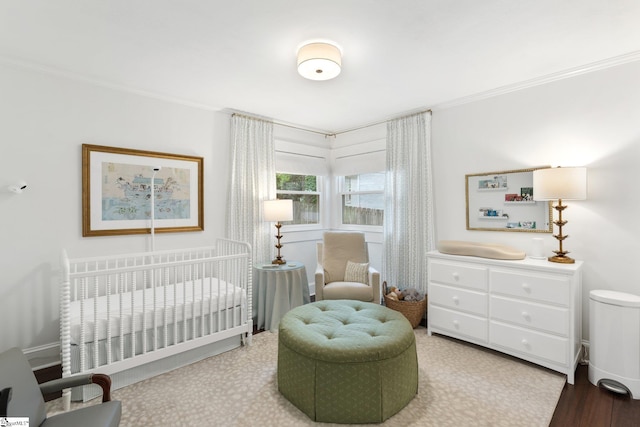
(429, 306, 488, 343)
(490, 295, 568, 336)
(429, 261, 487, 291)
(490, 269, 570, 306)
(490, 321, 567, 365)
(430, 283, 488, 317)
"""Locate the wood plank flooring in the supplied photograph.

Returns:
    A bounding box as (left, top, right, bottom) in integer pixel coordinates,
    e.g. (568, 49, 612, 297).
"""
(550, 364, 640, 426)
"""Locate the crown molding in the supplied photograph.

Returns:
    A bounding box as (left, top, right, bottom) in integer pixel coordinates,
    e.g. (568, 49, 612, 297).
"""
(432, 50, 640, 111)
(0, 55, 222, 112)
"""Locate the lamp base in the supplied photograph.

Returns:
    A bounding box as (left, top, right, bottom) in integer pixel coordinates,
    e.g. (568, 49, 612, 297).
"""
(548, 255, 575, 264)
(272, 257, 286, 265)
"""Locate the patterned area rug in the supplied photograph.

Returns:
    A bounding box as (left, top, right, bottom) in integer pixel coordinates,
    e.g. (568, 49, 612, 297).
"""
(46, 328, 565, 426)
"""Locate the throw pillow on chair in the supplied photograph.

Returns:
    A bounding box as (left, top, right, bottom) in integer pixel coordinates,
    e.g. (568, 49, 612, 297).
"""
(344, 260, 369, 284)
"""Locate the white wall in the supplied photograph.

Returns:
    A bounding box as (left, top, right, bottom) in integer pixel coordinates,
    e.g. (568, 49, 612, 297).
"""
(2, 56, 638, 360)
(0, 62, 231, 358)
(431, 60, 640, 340)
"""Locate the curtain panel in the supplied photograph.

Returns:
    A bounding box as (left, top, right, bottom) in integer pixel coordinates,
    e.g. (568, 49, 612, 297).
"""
(383, 112, 435, 293)
(226, 114, 275, 265)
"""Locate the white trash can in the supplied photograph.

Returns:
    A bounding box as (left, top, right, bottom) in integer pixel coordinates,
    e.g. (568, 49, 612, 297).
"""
(589, 290, 640, 399)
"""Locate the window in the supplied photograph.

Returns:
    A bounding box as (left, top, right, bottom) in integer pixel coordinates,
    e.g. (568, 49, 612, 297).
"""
(341, 172, 385, 226)
(276, 173, 320, 225)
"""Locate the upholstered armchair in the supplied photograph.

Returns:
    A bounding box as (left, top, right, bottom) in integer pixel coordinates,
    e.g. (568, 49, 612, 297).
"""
(315, 231, 381, 304)
(0, 347, 121, 427)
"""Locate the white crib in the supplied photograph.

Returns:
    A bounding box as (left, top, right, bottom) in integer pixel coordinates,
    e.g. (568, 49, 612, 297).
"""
(60, 238, 252, 404)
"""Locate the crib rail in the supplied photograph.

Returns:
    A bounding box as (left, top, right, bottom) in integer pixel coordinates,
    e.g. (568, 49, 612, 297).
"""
(60, 238, 252, 404)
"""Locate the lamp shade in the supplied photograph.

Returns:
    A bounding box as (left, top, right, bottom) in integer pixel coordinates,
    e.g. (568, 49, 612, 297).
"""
(533, 167, 587, 201)
(297, 42, 342, 81)
(264, 199, 293, 222)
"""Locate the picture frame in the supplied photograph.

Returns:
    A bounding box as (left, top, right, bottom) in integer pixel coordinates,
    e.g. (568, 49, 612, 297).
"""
(465, 166, 552, 233)
(520, 187, 534, 201)
(82, 144, 204, 237)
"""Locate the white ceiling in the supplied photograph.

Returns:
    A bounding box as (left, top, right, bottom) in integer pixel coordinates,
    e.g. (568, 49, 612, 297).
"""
(1, 1, 640, 133)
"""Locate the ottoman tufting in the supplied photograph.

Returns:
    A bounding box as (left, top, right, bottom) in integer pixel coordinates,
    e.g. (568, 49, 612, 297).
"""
(277, 300, 418, 424)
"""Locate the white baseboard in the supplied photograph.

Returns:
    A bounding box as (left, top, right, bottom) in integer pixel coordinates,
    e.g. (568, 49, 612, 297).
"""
(24, 342, 61, 370)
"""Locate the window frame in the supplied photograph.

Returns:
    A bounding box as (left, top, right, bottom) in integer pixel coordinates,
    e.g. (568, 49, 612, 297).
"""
(276, 172, 325, 231)
(336, 172, 385, 230)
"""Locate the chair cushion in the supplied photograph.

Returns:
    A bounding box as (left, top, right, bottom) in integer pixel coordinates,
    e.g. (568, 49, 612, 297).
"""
(344, 260, 369, 285)
(323, 282, 374, 302)
(322, 232, 368, 283)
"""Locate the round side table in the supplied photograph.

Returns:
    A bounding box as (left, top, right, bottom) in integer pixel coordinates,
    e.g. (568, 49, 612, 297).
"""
(253, 261, 310, 332)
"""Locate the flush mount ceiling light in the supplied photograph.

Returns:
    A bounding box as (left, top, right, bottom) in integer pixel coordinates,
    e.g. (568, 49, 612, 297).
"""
(297, 41, 342, 81)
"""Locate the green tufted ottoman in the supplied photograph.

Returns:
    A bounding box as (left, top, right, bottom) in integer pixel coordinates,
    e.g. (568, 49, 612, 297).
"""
(277, 300, 418, 424)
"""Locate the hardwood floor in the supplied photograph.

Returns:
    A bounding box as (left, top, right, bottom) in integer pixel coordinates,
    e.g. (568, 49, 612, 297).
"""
(550, 364, 640, 426)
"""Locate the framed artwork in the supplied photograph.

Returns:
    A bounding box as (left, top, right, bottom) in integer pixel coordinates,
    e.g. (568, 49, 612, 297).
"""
(82, 144, 204, 237)
(465, 166, 552, 233)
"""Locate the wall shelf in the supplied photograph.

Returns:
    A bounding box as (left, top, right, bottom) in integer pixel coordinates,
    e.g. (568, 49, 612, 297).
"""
(477, 187, 508, 192)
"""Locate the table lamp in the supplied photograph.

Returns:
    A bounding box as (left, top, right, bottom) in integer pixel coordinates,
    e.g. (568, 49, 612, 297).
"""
(264, 199, 293, 264)
(533, 167, 587, 264)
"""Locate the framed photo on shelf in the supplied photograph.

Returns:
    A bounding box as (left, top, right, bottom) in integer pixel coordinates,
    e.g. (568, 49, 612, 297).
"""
(82, 144, 204, 237)
(521, 187, 534, 201)
(478, 208, 504, 218)
(478, 175, 508, 189)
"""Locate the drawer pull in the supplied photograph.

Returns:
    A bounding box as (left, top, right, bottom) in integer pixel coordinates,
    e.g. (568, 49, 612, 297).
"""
(452, 272, 460, 281)
(521, 338, 529, 346)
(521, 311, 530, 320)
(522, 283, 531, 293)
(453, 320, 459, 328)
(452, 296, 460, 304)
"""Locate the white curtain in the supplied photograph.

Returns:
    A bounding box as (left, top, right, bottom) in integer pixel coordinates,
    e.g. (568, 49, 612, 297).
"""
(226, 114, 275, 265)
(383, 111, 435, 293)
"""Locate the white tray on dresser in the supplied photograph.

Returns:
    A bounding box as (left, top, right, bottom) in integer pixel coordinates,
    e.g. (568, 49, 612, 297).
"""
(426, 250, 583, 384)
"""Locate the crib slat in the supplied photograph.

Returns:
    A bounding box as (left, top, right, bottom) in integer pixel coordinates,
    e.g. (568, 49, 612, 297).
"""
(119, 272, 125, 363)
(152, 263, 157, 352)
(106, 274, 112, 366)
(131, 270, 137, 359)
(200, 261, 205, 337)
(80, 277, 86, 373)
(191, 263, 196, 341)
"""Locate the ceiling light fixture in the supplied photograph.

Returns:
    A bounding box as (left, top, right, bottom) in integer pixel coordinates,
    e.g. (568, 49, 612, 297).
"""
(297, 41, 342, 81)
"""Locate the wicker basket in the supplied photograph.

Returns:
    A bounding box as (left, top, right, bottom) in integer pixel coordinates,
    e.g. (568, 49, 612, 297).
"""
(383, 282, 427, 328)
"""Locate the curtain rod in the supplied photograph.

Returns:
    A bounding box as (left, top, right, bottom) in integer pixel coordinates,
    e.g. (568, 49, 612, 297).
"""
(332, 109, 432, 136)
(232, 108, 432, 138)
(231, 112, 330, 137)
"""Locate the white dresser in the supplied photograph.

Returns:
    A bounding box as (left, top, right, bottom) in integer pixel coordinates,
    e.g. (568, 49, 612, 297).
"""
(427, 250, 583, 384)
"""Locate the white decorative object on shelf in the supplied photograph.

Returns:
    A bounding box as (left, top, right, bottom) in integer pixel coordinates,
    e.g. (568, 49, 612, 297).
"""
(427, 250, 583, 384)
(530, 238, 545, 259)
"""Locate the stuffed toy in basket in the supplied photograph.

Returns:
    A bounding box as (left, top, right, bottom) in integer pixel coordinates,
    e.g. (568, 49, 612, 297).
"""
(383, 281, 427, 328)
